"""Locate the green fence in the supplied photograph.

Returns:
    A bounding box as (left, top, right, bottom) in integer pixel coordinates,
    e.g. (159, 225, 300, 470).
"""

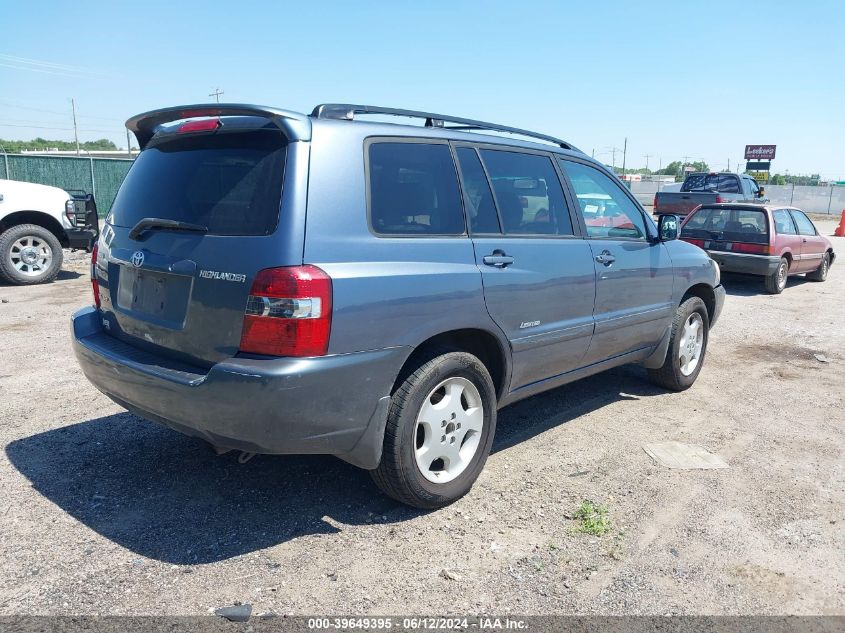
(0, 154, 133, 217)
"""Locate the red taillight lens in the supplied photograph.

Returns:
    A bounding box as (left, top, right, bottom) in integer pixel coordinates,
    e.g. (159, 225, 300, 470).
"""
(239, 265, 332, 357)
(653, 195, 658, 209)
(682, 238, 705, 248)
(715, 195, 724, 203)
(91, 242, 101, 309)
(732, 242, 770, 254)
(178, 118, 221, 134)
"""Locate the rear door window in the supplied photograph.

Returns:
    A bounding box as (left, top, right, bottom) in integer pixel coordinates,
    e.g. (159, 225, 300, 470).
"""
(110, 129, 287, 236)
(368, 142, 465, 235)
(455, 147, 500, 234)
(479, 150, 573, 236)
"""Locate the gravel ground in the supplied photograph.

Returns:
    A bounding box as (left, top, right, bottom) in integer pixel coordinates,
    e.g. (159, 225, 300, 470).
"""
(0, 223, 843, 616)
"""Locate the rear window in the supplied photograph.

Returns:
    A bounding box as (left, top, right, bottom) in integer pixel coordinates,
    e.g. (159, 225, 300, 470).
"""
(682, 174, 740, 193)
(368, 142, 465, 235)
(110, 129, 287, 236)
(682, 207, 769, 243)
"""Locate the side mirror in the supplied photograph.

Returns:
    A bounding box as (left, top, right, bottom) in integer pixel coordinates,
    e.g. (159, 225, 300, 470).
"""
(658, 214, 680, 241)
(757, 187, 765, 198)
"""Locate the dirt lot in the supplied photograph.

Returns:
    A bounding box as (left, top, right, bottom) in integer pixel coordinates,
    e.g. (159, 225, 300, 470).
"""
(1, 222, 843, 616)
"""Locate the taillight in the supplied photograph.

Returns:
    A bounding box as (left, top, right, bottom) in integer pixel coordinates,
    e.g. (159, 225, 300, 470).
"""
(178, 118, 221, 133)
(732, 243, 770, 254)
(653, 195, 658, 209)
(715, 195, 724, 203)
(239, 265, 332, 357)
(683, 238, 705, 248)
(91, 242, 101, 309)
(65, 199, 76, 225)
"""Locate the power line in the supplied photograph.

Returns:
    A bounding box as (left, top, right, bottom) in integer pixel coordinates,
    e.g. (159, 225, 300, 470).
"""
(209, 88, 224, 103)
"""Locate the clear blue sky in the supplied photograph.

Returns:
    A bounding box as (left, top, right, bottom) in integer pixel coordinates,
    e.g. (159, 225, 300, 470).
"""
(2, 0, 842, 178)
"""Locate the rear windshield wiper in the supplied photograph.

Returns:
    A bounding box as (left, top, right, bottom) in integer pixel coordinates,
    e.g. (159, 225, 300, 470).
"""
(128, 217, 208, 240)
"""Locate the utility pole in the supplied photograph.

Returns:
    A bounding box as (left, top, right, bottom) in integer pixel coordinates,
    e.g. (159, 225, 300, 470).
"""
(126, 129, 132, 158)
(209, 88, 224, 103)
(621, 137, 627, 178)
(643, 154, 653, 173)
(71, 98, 80, 155)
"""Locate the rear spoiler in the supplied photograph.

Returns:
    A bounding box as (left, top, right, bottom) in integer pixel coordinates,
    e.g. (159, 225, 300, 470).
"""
(125, 103, 311, 150)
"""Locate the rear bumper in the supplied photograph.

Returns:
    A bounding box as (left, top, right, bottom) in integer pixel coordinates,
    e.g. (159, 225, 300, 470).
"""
(71, 306, 408, 469)
(706, 251, 780, 277)
(66, 226, 98, 251)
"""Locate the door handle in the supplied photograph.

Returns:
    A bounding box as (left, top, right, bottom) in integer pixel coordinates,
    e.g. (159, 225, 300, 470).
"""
(802, 238, 807, 243)
(594, 250, 616, 266)
(483, 250, 514, 268)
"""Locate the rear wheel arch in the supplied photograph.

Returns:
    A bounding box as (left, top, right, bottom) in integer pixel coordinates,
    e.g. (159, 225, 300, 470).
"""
(0, 211, 69, 247)
(392, 328, 509, 401)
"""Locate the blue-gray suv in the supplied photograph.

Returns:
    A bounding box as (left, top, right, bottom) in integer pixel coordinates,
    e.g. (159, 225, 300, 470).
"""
(72, 103, 725, 508)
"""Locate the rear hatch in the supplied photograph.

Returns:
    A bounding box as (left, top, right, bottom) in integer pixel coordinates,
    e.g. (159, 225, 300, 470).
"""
(681, 206, 770, 254)
(98, 121, 290, 367)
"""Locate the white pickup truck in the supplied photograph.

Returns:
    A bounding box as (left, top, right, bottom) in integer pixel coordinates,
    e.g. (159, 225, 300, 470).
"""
(0, 179, 99, 285)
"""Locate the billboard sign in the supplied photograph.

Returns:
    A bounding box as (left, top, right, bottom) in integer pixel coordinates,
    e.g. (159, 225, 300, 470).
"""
(746, 161, 771, 171)
(748, 171, 769, 183)
(745, 145, 776, 160)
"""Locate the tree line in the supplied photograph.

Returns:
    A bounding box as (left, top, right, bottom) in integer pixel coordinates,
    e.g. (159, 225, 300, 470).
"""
(0, 137, 118, 153)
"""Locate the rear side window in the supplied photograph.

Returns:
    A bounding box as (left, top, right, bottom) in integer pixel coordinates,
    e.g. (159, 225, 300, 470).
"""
(368, 142, 464, 235)
(479, 150, 573, 235)
(683, 174, 740, 193)
(790, 210, 817, 236)
(110, 130, 287, 236)
(773, 209, 797, 234)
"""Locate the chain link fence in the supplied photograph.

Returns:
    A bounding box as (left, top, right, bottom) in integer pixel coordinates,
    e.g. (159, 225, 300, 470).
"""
(0, 153, 132, 217)
(628, 179, 845, 215)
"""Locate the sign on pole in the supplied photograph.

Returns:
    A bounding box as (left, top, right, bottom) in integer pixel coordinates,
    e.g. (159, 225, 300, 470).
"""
(744, 145, 776, 160)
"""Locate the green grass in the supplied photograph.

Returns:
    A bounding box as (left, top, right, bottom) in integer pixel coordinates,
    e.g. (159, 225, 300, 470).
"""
(573, 500, 613, 536)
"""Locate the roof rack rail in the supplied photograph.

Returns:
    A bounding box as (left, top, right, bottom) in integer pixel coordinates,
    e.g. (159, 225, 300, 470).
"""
(311, 104, 580, 151)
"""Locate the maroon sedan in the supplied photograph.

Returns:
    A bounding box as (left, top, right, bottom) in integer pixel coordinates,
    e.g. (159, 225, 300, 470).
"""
(680, 204, 835, 294)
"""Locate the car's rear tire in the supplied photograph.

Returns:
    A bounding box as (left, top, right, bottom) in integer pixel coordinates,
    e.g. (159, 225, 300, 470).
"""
(371, 350, 497, 509)
(647, 296, 710, 392)
(764, 257, 789, 294)
(806, 253, 830, 282)
(0, 224, 63, 285)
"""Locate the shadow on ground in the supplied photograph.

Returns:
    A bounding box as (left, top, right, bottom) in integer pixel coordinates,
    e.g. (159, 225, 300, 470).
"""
(721, 271, 812, 297)
(0, 269, 82, 286)
(5, 365, 661, 564)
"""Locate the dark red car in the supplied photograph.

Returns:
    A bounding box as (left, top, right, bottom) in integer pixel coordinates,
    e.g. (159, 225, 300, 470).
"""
(680, 204, 835, 294)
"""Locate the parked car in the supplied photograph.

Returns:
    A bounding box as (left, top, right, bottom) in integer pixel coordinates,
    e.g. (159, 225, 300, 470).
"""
(680, 204, 834, 294)
(72, 103, 724, 508)
(654, 172, 766, 217)
(0, 179, 99, 285)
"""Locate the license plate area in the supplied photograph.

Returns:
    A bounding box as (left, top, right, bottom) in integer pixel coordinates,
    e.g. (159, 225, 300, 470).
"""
(116, 266, 192, 327)
(704, 241, 732, 252)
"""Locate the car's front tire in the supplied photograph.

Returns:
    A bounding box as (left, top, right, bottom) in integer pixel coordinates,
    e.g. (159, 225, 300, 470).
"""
(371, 350, 497, 509)
(647, 296, 710, 392)
(0, 224, 63, 285)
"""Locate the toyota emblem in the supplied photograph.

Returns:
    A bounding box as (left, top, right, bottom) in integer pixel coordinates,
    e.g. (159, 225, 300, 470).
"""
(131, 251, 145, 268)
